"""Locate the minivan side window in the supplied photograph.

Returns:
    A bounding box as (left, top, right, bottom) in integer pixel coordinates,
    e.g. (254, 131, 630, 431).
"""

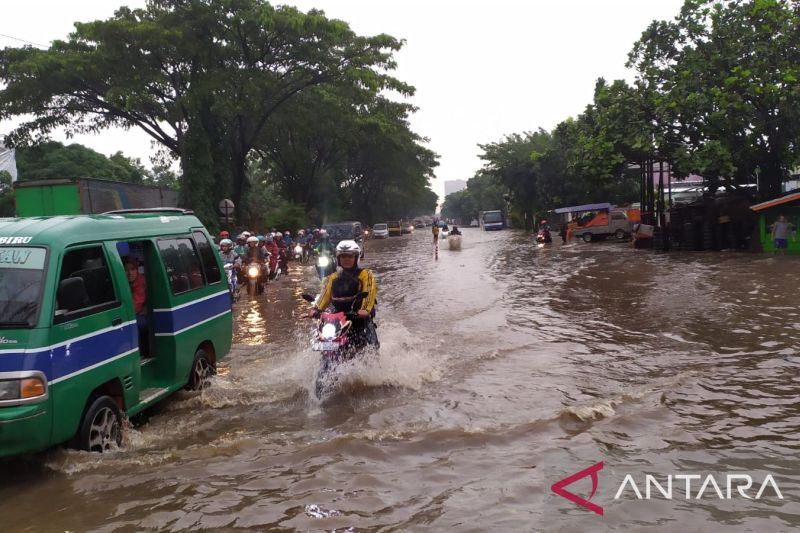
(55, 246, 118, 322)
(192, 231, 221, 285)
(158, 238, 205, 295)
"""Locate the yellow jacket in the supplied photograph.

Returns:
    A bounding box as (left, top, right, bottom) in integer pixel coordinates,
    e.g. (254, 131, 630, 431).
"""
(316, 268, 377, 313)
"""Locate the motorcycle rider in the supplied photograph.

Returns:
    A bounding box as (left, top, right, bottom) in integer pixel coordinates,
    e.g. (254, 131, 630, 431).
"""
(450, 226, 462, 236)
(242, 235, 269, 287)
(274, 233, 289, 273)
(263, 234, 280, 276)
(538, 219, 551, 232)
(244, 236, 268, 263)
(218, 238, 241, 269)
(234, 233, 248, 256)
(307, 240, 378, 348)
(218, 230, 230, 247)
(283, 231, 293, 246)
(315, 229, 335, 255)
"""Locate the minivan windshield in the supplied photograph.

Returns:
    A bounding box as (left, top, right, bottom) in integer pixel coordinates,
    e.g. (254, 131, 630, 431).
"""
(0, 247, 47, 328)
(325, 223, 358, 240)
(373, 224, 388, 230)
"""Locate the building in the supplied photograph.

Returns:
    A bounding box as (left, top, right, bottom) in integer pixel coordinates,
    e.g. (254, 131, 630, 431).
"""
(444, 179, 467, 197)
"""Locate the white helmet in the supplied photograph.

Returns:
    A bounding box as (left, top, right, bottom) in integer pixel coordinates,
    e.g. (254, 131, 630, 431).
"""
(242, 231, 252, 238)
(336, 240, 361, 257)
(246, 236, 258, 244)
(319, 229, 328, 237)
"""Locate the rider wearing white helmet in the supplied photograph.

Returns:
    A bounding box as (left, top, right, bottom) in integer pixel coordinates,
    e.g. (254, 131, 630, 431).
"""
(315, 229, 334, 255)
(308, 239, 378, 347)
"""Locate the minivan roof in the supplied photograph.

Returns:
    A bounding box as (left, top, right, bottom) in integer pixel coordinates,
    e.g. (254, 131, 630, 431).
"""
(0, 212, 207, 248)
(324, 221, 361, 227)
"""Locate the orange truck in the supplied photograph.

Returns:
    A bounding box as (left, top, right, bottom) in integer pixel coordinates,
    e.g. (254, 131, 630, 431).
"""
(555, 203, 638, 243)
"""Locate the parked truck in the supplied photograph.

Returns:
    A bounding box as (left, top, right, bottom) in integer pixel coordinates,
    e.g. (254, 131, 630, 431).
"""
(554, 203, 640, 243)
(14, 178, 178, 217)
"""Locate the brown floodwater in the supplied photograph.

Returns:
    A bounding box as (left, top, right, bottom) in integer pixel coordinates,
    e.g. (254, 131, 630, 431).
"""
(2, 229, 800, 532)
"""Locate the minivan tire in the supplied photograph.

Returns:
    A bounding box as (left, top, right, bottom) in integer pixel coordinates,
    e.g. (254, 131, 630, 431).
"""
(187, 349, 214, 391)
(76, 395, 123, 453)
(582, 233, 593, 243)
(615, 229, 626, 240)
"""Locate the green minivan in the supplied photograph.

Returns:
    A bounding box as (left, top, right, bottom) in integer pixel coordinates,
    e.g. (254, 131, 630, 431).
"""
(0, 209, 232, 457)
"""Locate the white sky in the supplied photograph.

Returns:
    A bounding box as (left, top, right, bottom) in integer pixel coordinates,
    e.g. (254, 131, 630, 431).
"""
(0, 0, 684, 201)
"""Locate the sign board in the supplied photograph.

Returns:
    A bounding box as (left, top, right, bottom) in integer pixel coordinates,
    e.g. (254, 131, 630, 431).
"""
(218, 198, 235, 217)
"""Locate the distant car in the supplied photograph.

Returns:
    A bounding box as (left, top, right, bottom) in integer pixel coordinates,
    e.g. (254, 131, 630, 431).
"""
(402, 222, 415, 234)
(388, 221, 403, 236)
(372, 223, 389, 238)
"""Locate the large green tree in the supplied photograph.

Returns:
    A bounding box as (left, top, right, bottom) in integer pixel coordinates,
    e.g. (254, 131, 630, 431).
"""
(628, 0, 800, 198)
(0, 0, 409, 224)
(14, 141, 152, 183)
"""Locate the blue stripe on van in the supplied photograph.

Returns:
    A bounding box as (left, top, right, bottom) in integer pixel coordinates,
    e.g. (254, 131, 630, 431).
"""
(151, 291, 231, 335)
(0, 323, 137, 382)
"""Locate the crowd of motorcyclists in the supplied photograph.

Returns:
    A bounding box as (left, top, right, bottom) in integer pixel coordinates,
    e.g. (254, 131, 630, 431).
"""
(217, 227, 340, 294)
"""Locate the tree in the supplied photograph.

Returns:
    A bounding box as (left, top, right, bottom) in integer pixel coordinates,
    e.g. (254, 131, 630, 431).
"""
(628, 0, 800, 198)
(0, 0, 410, 225)
(0, 170, 13, 216)
(14, 141, 147, 182)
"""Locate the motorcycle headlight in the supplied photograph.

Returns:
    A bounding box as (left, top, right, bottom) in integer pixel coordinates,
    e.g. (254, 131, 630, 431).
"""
(318, 256, 330, 267)
(321, 323, 337, 340)
(248, 266, 260, 277)
(294, 245, 302, 254)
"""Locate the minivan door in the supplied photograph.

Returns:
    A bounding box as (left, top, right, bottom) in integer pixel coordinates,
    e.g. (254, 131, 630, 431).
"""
(48, 244, 138, 446)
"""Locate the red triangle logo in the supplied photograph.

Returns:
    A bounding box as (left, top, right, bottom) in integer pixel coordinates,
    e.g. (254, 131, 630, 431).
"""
(551, 461, 604, 516)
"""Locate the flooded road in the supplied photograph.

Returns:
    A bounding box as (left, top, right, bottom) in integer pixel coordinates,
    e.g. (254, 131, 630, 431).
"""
(3, 229, 800, 531)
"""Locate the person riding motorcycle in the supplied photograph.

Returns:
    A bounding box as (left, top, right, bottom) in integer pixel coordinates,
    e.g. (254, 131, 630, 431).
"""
(233, 234, 248, 256)
(315, 229, 335, 255)
(244, 236, 268, 263)
(218, 239, 241, 269)
(274, 233, 289, 273)
(307, 240, 378, 348)
(283, 231, 293, 246)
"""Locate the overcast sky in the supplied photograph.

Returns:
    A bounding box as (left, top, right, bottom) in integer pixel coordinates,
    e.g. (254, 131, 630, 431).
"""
(0, 0, 685, 201)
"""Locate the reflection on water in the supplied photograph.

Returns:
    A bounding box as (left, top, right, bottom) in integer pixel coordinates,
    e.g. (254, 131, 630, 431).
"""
(3, 230, 800, 531)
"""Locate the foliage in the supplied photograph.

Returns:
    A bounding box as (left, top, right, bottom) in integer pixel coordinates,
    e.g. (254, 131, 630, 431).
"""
(14, 142, 146, 182)
(0, 0, 424, 225)
(0, 171, 13, 217)
(628, 0, 800, 198)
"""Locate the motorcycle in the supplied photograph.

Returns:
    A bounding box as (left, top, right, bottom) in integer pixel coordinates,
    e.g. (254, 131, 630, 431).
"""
(536, 228, 552, 244)
(224, 263, 240, 301)
(245, 261, 267, 295)
(315, 251, 336, 280)
(302, 292, 374, 397)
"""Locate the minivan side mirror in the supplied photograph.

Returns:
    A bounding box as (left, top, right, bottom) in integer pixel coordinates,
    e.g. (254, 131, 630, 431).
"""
(58, 277, 90, 312)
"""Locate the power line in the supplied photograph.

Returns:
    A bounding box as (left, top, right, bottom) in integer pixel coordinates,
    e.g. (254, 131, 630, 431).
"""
(0, 32, 47, 49)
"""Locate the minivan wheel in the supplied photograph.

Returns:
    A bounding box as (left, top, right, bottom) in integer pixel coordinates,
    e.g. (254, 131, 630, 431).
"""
(615, 229, 626, 240)
(582, 233, 593, 243)
(187, 349, 214, 391)
(77, 395, 123, 453)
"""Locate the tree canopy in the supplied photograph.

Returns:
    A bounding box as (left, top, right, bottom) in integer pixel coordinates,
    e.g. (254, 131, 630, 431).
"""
(0, 0, 436, 228)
